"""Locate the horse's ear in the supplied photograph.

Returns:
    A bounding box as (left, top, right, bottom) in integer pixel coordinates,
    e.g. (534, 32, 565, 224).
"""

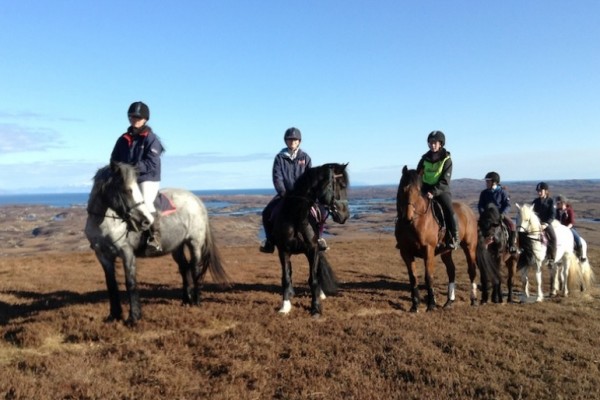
(402, 165, 408, 174)
(110, 161, 119, 172)
(516, 203, 521, 210)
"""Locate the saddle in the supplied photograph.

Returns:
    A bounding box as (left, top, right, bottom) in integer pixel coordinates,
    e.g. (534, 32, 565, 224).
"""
(540, 231, 549, 247)
(153, 192, 177, 216)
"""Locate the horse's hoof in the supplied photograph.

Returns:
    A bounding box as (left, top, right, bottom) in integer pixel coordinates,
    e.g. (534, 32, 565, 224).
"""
(470, 299, 478, 307)
(311, 311, 322, 319)
(104, 315, 121, 323)
(409, 306, 419, 313)
(124, 318, 138, 327)
(443, 300, 454, 309)
(535, 297, 544, 303)
(426, 304, 437, 312)
(278, 300, 292, 314)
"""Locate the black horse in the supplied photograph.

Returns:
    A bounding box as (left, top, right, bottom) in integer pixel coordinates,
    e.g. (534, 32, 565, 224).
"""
(476, 204, 518, 303)
(270, 163, 350, 317)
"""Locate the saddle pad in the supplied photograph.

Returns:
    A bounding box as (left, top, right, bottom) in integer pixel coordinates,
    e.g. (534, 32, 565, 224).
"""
(154, 192, 177, 216)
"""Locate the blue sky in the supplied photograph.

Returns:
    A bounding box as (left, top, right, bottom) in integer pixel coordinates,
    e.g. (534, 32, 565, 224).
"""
(1, 1, 598, 194)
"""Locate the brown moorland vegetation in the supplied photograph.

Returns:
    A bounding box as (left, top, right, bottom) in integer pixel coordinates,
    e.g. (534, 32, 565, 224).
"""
(0, 180, 599, 399)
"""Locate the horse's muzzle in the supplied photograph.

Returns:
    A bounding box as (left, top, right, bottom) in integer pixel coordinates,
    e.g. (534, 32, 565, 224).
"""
(127, 214, 152, 233)
(330, 200, 349, 224)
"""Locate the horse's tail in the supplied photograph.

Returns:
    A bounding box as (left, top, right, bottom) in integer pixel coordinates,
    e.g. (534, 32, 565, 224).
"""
(476, 234, 501, 285)
(318, 254, 339, 296)
(200, 221, 231, 287)
(566, 254, 595, 293)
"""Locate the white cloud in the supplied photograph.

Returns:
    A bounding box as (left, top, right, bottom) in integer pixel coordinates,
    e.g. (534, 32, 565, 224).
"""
(0, 123, 64, 153)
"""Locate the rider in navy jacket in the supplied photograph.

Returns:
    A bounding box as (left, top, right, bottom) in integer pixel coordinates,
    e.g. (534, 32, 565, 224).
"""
(272, 147, 312, 196)
(110, 101, 164, 254)
(111, 127, 163, 183)
(260, 127, 329, 254)
(478, 172, 517, 253)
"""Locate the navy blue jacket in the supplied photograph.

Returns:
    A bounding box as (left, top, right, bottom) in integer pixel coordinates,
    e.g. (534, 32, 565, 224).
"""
(532, 196, 555, 224)
(110, 126, 164, 183)
(478, 186, 511, 215)
(272, 148, 312, 196)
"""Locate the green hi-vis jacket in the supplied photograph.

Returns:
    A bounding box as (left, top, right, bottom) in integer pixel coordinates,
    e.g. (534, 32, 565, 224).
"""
(416, 149, 453, 197)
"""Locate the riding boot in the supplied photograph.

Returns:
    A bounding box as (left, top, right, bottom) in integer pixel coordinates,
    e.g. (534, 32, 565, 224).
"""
(508, 230, 518, 254)
(146, 212, 162, 255)
(259, 239, 275, 253)
(259, 199, 277, 253)
(446, 214, 459, 250)
(574, 244, 582, 259)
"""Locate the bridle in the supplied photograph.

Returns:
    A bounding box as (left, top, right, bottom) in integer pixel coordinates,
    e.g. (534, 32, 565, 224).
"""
(324, 171, 346, 214)
(87, 188, 146, 230)
(517, 214, 543, 241)
(399, 189, 431, 224)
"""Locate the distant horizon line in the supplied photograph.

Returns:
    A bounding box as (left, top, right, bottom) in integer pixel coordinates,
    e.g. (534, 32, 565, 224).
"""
(1, 177, 599, 196)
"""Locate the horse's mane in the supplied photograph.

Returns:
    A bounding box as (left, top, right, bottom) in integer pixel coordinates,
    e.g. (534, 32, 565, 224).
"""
(93, 163, 138, 188)
(519, 203, 541, 230)
(481, 203, 502, 226)
(399, 168, 421, 192)
(91, 163, 139, 213)
(292, 163, 349, 195)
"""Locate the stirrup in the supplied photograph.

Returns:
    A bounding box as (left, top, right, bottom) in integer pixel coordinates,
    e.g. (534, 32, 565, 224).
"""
(147, 236, 162, 252)
(446, 237, 457, 250)
(318, 238, 329, 251)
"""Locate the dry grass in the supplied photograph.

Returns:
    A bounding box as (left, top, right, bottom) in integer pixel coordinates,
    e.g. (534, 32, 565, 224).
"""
(1, 183, 599, 399)
(1, 236, 599, 399)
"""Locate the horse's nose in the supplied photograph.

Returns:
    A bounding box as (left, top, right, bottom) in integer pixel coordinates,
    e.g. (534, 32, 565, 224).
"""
(141, 219, 152, 230)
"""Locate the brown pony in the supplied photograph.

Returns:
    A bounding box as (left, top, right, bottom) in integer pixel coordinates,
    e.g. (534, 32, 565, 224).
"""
(476, 203, 519, 303)
(395, 166, 479, 312)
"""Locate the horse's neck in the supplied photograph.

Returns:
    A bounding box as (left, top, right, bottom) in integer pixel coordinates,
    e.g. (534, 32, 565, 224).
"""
(87, 191, 108, 218)
(527, 213, 542, 235)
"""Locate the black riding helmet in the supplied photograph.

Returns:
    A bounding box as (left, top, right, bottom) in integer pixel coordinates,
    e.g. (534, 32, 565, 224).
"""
(128, 101, 150, 120)
(427, 130, 445, 146)
(284, 127, 302, 141)
(536, 182, 549, 191)
(484, 172, 500, 184)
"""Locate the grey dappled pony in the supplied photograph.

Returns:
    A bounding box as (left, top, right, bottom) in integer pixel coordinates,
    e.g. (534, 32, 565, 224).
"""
(85, 163, 229, 324)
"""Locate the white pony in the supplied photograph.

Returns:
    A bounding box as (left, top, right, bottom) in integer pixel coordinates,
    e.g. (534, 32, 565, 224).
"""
(515, 203, 593, 302)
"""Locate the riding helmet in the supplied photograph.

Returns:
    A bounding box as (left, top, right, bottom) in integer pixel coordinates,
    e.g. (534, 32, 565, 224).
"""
(536, 182, 549, 191)
(427, 130, 445, 146)
(484, 172, 500, 184)
(555, 195, 566, 203)
(284, 127, 302, 141)
(128, 101, 150, 120)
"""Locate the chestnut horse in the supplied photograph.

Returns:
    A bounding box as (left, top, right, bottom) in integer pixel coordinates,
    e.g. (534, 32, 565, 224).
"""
(395, 166, 479, 312)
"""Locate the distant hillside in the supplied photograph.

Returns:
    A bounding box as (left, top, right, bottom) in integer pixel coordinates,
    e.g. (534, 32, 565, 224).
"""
(348, 179, 600, 220)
